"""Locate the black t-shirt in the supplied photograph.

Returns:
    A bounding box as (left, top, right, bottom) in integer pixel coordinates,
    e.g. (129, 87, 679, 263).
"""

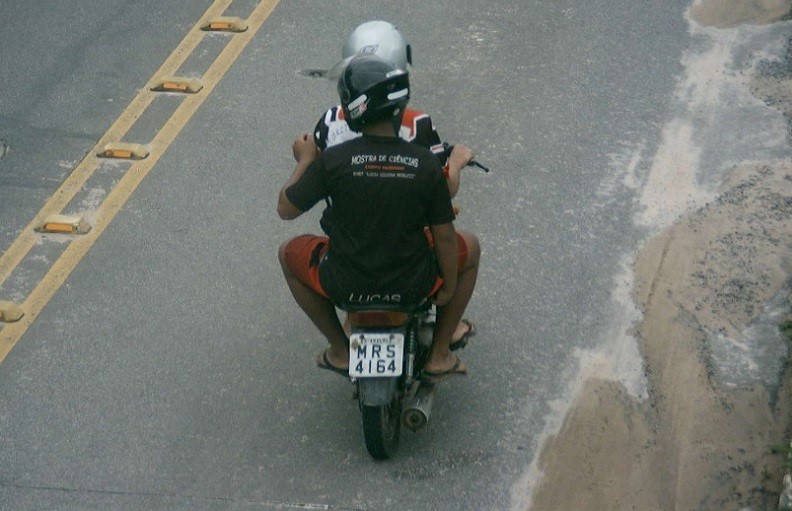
(312, 107, 448, 236)
(286, 135, 455, 305)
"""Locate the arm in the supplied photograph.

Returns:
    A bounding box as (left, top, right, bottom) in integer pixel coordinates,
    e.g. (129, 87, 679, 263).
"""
(428, 222, 458, 306)
(407, 112, 473, 199)
(445, 144, 474, 198)
(277, 134, 318, 220)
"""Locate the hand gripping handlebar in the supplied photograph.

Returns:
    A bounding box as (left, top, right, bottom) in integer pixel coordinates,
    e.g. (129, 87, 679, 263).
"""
(442, 142, 490, 173)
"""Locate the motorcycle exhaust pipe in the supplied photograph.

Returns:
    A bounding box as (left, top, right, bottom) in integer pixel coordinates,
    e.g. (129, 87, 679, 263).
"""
(402, 380, 436, 432)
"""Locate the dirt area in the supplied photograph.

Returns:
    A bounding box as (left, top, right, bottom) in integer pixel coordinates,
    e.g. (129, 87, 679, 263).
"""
(690, 0, 791, 26)
(529, 2, 792, 510)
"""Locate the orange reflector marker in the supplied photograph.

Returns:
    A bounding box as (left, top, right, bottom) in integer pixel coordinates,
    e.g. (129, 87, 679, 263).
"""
(201, 17, 248, 32)
(34, 214, 92, 235)
(97, 142, 149, 160)
(151, 76, 203, 94)
(164, 82, 187, 91)
(0, 301, 24, 323)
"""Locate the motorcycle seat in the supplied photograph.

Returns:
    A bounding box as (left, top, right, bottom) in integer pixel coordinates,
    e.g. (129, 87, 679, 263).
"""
(337, 299, 430, 314)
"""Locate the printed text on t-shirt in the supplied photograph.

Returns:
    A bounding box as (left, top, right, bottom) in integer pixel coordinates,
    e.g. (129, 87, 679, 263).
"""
(350, 154, 419, 168)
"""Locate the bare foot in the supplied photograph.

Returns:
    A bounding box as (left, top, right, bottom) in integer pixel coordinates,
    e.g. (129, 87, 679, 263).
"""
(451, 319, 476, 345)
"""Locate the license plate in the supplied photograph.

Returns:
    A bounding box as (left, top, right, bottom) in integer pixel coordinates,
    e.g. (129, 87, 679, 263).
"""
(349, 332, 404, 377)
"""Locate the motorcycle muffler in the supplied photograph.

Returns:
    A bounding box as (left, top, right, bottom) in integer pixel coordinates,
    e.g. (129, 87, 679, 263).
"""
(402, 380, 436, 432)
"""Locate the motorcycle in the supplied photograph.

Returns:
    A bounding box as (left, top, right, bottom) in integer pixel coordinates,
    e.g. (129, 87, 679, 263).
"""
(338, 299, 438, 460)
(337, 146, 487, 460)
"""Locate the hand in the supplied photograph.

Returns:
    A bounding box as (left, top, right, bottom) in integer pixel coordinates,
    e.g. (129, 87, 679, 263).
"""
(292, 133, 318, 164)
(448, 144, 474, 171)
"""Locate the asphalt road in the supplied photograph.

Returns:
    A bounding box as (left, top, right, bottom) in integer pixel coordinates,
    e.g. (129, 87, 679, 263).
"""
(3, 0, 776, 509)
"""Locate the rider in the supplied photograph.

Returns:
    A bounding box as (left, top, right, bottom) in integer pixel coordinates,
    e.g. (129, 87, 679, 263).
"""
(313, 20, 477, 344)
(278, 55, 480, 379)
(315, 20, 472, 198)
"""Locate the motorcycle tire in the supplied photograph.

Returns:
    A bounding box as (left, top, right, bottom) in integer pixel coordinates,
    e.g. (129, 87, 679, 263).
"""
(361, 397, 402, 460)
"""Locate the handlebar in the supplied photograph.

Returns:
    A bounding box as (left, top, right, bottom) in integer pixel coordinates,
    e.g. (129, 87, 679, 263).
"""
(443, 142, 490, 173)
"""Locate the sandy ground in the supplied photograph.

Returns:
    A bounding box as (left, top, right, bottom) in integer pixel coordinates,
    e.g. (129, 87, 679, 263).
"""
(529, 2, 792, 510)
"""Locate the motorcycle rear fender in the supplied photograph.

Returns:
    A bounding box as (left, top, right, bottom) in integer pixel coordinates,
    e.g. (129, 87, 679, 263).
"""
(339, 300, 431, 329)
(358, 377, 399, 406)
(348, 310, 409, 328)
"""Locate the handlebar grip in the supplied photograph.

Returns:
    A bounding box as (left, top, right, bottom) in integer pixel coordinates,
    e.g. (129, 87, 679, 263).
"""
(443, 142, 489, 173)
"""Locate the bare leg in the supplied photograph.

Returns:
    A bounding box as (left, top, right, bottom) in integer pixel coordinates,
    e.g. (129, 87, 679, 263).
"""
(424, 231, 480, 373)
(278, 242, 349, 369)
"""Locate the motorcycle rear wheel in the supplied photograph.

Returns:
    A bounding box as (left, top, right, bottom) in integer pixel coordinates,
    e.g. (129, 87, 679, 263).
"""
(361, 397, 402, 460)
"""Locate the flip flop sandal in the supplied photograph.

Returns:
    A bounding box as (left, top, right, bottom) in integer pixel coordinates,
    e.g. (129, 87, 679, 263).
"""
(421, 355, 469, 382)
(450, 319, 476, 352)
(316, 350, 349, 378)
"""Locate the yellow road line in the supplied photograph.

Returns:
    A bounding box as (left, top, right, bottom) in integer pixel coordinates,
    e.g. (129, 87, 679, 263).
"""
(0, 0, 234, 288)
(0, 0, 282, 362)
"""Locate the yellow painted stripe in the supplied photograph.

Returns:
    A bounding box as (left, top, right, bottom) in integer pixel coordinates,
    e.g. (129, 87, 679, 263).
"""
(0, 0, 233, 289)
(0, 0, 281, 362)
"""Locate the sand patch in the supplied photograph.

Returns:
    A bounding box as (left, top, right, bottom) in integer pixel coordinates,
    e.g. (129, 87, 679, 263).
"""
(690, 0, 790, 27)
(530, 162, 792, 510)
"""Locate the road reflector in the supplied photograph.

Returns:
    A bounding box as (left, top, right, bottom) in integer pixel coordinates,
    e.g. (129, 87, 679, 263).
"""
(97, 142, 149, 160)
(202, 17, 248, 32)
(151, 77, 203, 94)
(34, 214, 92, 235)
(0, 301, 24, 323)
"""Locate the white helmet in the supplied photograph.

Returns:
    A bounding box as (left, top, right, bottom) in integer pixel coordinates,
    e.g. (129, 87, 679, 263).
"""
(328, 21, 412, 81)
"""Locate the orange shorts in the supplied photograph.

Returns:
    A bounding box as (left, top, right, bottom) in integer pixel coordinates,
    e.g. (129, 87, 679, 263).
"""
(282, 231, 468, 298)
(281, 234, 330, 298)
